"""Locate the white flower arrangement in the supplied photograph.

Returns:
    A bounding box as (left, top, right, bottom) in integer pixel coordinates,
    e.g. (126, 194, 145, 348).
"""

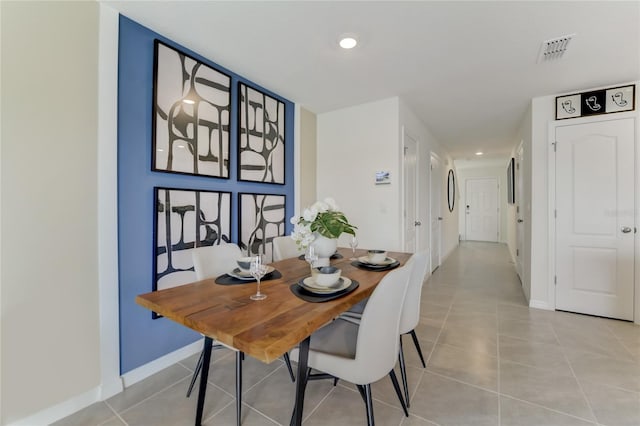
(290, 197, 356, 249)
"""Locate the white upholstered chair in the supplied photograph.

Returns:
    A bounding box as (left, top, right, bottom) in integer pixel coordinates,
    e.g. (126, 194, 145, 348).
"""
(340, 250, 429, 407)
(290, 262, 413, 425)
(396, 251, 429, 406)
(192, 242, 243, 281)
(188, 243, 295, 426)
(272, 235, 303, 261)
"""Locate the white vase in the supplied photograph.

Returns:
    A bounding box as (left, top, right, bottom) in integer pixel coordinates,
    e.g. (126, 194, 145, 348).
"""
(311, 232, 337, 267)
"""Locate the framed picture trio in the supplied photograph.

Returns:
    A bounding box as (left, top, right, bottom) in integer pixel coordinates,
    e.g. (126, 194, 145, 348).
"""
(556, 84, 635, 120)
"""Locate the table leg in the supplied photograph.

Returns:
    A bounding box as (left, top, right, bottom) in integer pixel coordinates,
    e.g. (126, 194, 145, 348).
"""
(290, 336, 310, 426)
(195, 337, 213, 426)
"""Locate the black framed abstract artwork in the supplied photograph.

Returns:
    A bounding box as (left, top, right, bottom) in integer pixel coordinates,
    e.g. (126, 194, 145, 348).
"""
(152, 40, 231, 178)
(238, 82, 286, 184)
(154, 187, 231, 295)
(239, 193, 286, 262)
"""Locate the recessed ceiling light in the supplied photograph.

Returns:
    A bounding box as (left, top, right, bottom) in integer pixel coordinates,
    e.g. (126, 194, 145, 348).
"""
(475, 151, 483, 156)
(339, 37, 357, 49)
(183, 99, 195, 105)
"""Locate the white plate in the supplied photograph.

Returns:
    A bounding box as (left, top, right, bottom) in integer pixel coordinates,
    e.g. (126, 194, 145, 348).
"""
(298, 276, 352, 294)
(227, 265, 275, 280)
(357, 256, 396, 266)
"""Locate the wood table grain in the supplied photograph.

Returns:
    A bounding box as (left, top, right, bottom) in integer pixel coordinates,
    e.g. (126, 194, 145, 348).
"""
(136, 247, 411, 425)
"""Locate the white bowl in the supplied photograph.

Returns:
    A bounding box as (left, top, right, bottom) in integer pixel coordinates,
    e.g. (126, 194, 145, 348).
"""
(313, 266, 342, 287)
(236, 256, 255, 272)
(367, 250, 387, 264)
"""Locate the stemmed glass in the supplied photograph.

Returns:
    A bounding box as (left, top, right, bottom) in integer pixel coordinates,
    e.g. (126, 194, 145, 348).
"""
(249, 255, 268, 301)
(349, 235, 359, 260)
(304, 245, 318, 274)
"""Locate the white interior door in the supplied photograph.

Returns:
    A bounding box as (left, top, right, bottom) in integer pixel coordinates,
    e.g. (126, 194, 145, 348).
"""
(516, 144, 525, 280)
(403, 133, 419, 252)
(430, 154, 442, 271)
(555, 118, 635, 320)
(465, 178, 499, 242)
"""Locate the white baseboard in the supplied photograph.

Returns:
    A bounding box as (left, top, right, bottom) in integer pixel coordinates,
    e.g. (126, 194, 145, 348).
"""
(8, 386, 101, 426)
(100, 376, 124, 400)
(529, 299, 553, 311)
(122, 339, 203, 387)
(8, 340, 202, 426)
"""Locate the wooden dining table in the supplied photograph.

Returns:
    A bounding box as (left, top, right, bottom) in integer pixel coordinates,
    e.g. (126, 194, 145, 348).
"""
(136, 247, 411, 426)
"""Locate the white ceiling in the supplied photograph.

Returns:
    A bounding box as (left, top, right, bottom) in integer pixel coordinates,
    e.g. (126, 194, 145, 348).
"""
(104, 1, 640, 160)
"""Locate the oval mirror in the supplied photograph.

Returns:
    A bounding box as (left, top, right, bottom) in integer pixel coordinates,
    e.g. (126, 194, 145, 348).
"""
(447, 169, 455, 212)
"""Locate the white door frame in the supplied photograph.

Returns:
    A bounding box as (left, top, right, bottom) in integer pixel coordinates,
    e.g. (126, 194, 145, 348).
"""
(402, 127, 420, 252)
(430, 152, 442, 271)
(515, 142, 525, 281)
(548, 113, 639, 323)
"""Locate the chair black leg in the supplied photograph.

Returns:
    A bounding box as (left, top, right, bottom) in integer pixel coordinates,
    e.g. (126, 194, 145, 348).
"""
(398, 336, 410, 408)
(355, 384, 367, 403)
(364, 384, 375, 426)
(195, 337, 213, 426)
(388, 370, 409, 417)
(283, 352, 295, 382)
(235, 351, 243, 426)
(333, 377, 339, 386)
(186, 349, 205, 398)
(409, 330, 426, 368)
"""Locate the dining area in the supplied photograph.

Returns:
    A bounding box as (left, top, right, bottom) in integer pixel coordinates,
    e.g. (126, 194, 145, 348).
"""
(135, 239, 428, 426)
(53, 240, 640, 426)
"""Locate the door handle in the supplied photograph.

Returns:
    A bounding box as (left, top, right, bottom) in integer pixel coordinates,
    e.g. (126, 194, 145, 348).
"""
(438, 217, 443, 221)
(621, 226, 632, 233)
(414, 221, 422, 226)
(517, 219, 524, 223)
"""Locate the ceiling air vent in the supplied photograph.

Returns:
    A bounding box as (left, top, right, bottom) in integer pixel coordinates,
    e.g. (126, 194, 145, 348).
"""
(538, 34, 574, 62)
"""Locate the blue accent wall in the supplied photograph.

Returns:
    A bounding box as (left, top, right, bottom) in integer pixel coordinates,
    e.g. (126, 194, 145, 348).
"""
(118, 16, 295, 374)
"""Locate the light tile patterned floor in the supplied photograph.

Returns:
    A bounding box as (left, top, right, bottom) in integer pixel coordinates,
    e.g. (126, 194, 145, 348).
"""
(54, 242, 640, 425)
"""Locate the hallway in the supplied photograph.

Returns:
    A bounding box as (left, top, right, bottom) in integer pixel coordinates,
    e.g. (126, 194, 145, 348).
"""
(55, 242, 640, 425)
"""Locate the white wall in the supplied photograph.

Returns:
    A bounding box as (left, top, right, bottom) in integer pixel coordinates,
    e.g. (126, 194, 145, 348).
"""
(296, 106, 317, 212)
(1, 2, 102, 424)
(316, 96, 458, 261)
(439, 159, 460, 261)
(456, 162, 509, 244)
(399, 99, 458, 261)
(317, 98, 403, 251)
(527, 81, 640, 320)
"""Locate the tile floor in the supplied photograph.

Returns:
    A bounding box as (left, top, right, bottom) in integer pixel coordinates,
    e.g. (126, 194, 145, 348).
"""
(54, 242, 640, 426)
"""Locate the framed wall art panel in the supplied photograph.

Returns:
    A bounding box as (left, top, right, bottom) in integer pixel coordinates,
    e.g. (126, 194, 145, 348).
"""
(507, 158, 515, 205)
(154, 187, 231, 297)
(238, 82, 286, 184)
(556, 84, 635, 120)
(153, 40, 231, 178)
(239, 193, 286, 262)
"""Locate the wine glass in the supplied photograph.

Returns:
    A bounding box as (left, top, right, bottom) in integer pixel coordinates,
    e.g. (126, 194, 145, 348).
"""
(304, 245, 318, 274)
(249, 255, 268, 301)
(349, 235, 359, 260)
